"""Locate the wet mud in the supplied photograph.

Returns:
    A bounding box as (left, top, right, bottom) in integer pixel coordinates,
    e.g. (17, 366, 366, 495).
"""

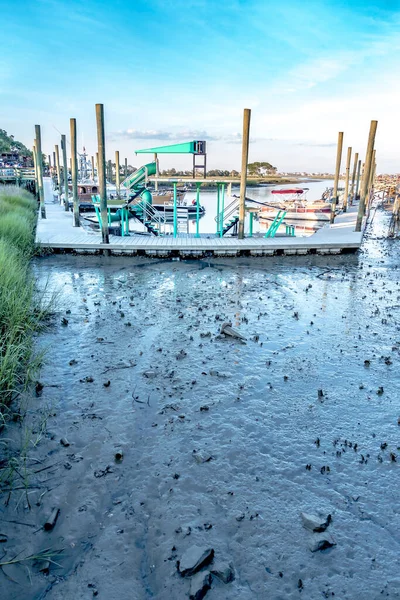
(1, 208, 400, 599)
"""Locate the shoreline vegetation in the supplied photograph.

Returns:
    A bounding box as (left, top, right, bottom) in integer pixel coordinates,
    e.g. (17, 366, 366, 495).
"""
(0, 186, 44, 423)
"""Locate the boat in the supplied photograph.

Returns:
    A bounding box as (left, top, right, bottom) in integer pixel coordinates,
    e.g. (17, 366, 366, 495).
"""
(257, 188, 331, 221)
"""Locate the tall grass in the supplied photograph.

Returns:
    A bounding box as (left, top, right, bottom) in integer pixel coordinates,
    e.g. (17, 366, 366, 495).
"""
(0, 186, 41, 417)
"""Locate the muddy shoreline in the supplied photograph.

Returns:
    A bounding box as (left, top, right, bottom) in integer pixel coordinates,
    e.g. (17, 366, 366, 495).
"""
(1, 209, 400, 599)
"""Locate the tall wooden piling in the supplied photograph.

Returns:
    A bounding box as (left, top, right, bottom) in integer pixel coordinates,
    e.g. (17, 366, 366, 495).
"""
(70, 118, 80, 226)
(53, 151, 56, 173)
(342, 147, 352, 212)
(330, 131, 343, 223)
(115, 151, 120, 196)
(356, 120, 378, 231)
(124, 158, 128, 178)
(61, 134, 69, 211)
(367, 150, 376, 210)
(48, 154, 51, 171)
(355, 159, 362, 200)
(96, 152, 99, 181)
(32, 142, 38, 199)
(95, 103, 109, 244)
(91, 155, 95, 180)
(35, 125, 46, 218)
(350, 152, 359, 205)
(238, 108, 251, 239)
(55, 144, 61, 197)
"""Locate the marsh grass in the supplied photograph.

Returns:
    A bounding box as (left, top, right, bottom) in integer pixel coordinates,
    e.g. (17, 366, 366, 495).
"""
(0, 186, 47, 417)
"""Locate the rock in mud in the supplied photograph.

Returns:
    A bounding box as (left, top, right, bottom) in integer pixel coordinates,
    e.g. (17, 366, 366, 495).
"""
(211, 560, 235, 583)
(309, 533, 336, 552)
(189, 571, 212, 600)
(301, 512, 332, 532)
(220, 322, 247, 341)
(177, 545, 214, 576)
(193, 450, 213, 464)
(143, 370, 157, 379)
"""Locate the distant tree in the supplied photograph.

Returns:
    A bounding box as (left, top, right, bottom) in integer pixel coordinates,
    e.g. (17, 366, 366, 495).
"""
(0, 129, 32, 157)
(248, 161, 277, 176)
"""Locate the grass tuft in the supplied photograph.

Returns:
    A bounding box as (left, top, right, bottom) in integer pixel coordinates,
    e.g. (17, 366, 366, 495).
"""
(0, 185, 45, 416)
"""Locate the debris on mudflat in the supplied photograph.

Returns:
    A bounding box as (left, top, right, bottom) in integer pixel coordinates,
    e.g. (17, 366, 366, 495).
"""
(193, 450, 213, 464)
(211, 560, 235, 583)
(301, 512, 332, 532)
(209, 369, 231, 378)
(219, 322, 247, 341)
(44, 507, 60, 531)
(103, 380, 111, 387)
(94, 465, 114, 478)
(176, 349, 187, 360)
(61, 317, 69, 326)
(114, 450, 123, 462)
(309, 533, 336, 552)
(0, 533, 8, 543)
(177, 545, 214, 576)
(60, 437, 70, 447)
(80, 375, 94, 383)
(143, 370, 157, 379)
(377, 386, 384, 395)
(318, 389, 324, 399)
(189, 570, 212, 600)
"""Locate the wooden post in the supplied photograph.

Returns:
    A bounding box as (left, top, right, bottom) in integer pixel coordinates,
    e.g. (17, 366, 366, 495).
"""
(95, 152, 99, 181)
(91, 155, 95, 181)
(35, 125, 46, 218)
(124, 158, 128, 178)
(367, 150, 376, 211)
(48, 154, 51, 171)
(95, 103, 109, 244)
(356, 120, 378, 231)
(330, 131, 343, 223)
(238, 108, 251, 239)
(61, 134, 69, 211)
(349, 151, 358, 205)
(70, 118, 80, 226)
(115, 150, 120, 196)
(55, 144, 61, 198)
(342, 147, 352, 212)
(355, 159, 362, 199)
(53, 151, 56, 172)
(32, 142, 38, 199)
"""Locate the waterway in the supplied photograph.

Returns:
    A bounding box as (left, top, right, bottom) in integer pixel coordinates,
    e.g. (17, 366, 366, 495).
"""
(1, 207, 398, 600)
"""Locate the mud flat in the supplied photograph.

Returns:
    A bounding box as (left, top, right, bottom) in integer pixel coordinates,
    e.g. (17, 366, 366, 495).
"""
(1, 209, 400, 599)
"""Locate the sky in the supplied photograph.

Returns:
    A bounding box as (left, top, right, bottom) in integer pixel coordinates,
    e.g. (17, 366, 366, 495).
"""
(1, 0, 400, 173)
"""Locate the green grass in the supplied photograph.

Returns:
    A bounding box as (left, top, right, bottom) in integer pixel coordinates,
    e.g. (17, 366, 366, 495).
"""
(0, 186, 42, 417)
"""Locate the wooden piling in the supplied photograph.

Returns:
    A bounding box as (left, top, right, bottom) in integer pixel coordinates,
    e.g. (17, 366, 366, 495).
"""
(53, 151, 56, 173)
(356, 120, 378, 231)
(91, 155, 95, 180)
(124, 158, 128, 178)
(35, 125, 46, 218)
(238, 108, 251, 239)
(96, 152, 99, 181)
(48, 154, 51, 170)
(355, 159, 362, 200)
(330, 131, 343, 223)
(32, 142, 38, 199)
(115, 150, 120, 196)
(350, 152, 358, 205)
(342, 147, 352, 212)
(55, 144, 61, 198)
(61, 134, 69, 211)
(154, 153, 158, 191)
(95, 103, 109, 244)
(70, 118, 80, 226)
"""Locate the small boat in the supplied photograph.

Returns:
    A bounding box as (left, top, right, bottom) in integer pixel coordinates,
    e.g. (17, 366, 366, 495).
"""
(260, 201, 331, 221)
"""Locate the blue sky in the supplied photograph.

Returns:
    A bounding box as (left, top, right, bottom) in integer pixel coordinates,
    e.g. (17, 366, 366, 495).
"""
(1, 0, 400, 172)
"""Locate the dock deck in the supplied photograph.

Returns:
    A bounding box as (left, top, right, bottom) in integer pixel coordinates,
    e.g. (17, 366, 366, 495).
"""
(36, 181, 364, 257)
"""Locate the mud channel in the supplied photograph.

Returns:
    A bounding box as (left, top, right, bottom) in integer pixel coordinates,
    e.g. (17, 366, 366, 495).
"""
(1, 208, 400, 599)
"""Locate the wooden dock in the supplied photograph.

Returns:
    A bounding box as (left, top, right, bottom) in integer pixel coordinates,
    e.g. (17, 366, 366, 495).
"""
(36, 180, 364, 257)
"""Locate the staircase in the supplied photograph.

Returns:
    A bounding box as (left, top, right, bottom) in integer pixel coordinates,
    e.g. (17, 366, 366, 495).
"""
(264, 210, 287, 238)
(215, 197, 240, 236)
(128, 201, 165, 236)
